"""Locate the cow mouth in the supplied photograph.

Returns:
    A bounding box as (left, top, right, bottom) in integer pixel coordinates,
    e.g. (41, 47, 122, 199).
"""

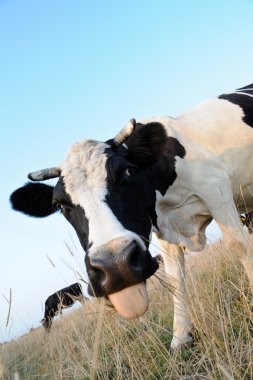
(87, 247, 160, 298)
(108, 282, 149, 319)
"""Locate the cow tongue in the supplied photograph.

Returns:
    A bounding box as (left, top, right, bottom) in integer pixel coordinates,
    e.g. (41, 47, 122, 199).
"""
(108, 282, 149, 319)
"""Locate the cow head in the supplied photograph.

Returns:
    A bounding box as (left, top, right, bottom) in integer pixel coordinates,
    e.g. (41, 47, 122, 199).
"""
(10, 119, 185, 318)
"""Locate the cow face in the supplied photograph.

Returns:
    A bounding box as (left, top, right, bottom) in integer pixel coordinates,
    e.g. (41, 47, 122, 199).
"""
(10, 120, 185, 318)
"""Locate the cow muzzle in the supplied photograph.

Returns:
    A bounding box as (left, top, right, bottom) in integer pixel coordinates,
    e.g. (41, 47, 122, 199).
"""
(86, 237, 159, 318)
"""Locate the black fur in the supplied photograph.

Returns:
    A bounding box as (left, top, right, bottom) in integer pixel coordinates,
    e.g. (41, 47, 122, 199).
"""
(41, 283, 83, 331)
(53, 178, 90, 252)
(10, 182, 56, 217)
(127, 122, 168, 168)
(236, 83, 253, 91)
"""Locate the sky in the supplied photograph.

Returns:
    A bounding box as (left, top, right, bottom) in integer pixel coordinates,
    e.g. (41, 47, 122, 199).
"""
(0, 0, 252, 342)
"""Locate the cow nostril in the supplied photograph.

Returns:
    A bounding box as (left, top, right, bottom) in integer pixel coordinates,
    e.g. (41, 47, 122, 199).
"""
(128, 244, 142, 270)
(91, 267, 106, 286)
(87, 239, 158, 297)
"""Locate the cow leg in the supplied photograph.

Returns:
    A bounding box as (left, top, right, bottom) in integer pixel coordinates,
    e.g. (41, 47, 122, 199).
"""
(203, 186, 253, 292)
(158, 239, 193, 351)
(218, 218, 253, 292)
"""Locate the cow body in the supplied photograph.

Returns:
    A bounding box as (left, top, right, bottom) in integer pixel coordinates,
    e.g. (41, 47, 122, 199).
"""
(150, 96, 253, 249)
(11, 83, 253, 350)
(41, 283, 84, 331)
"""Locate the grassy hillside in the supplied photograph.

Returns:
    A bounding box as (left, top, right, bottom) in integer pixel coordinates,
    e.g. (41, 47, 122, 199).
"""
(1, 242, 253, 379)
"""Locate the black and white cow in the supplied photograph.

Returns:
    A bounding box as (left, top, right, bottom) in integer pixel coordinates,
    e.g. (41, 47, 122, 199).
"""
(41, 282, 84, 331)
(10, 83, 253, 350)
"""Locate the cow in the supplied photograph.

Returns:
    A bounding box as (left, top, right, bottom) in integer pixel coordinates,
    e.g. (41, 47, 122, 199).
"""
(241, 212, 253, 234)
(41, 282, 84, 331)
(10, 83, 253, 351)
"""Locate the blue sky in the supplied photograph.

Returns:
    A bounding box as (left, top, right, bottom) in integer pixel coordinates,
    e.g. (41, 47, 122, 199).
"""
(0, 0, 252, 341)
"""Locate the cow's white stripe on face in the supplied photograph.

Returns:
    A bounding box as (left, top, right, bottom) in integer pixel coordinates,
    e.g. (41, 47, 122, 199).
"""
(60, 140, 145, 252)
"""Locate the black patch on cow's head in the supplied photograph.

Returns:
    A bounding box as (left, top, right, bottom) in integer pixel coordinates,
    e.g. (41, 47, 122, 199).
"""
(219, 83, 253, 128)
(10, 182, 57, 217)
(10, 178, 90, 252)
(126, 122, 168, 168)
(52, 178, 90, 252)
(148, 133, 186, 196)
(104, 121, 185, 242)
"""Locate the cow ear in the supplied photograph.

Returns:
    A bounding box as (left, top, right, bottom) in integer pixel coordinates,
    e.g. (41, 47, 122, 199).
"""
(10, 182, 57, 217)
(127, 122, 167, 168)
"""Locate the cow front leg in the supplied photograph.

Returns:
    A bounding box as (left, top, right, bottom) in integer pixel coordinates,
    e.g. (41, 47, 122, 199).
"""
(158, 240, 193, 351)
(216, 214, 253, 293)
(202, 184, 253, 294)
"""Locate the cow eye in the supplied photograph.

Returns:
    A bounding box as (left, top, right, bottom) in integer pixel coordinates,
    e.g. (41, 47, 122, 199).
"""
(125, 167, 136, 176)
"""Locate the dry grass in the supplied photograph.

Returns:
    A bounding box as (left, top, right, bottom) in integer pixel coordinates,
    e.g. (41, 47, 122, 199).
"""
(1, 241, 253, 379)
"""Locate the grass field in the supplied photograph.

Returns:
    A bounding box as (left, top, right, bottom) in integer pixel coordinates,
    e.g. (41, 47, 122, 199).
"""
(1, 241, 253, 379)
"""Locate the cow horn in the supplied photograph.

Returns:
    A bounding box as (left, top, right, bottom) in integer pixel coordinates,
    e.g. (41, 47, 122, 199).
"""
(113, 118, 136, 146)
(28, 167, 61, 181)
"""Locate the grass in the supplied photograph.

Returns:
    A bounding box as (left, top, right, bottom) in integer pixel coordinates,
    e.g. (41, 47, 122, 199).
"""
(1, 241, 253, 379)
